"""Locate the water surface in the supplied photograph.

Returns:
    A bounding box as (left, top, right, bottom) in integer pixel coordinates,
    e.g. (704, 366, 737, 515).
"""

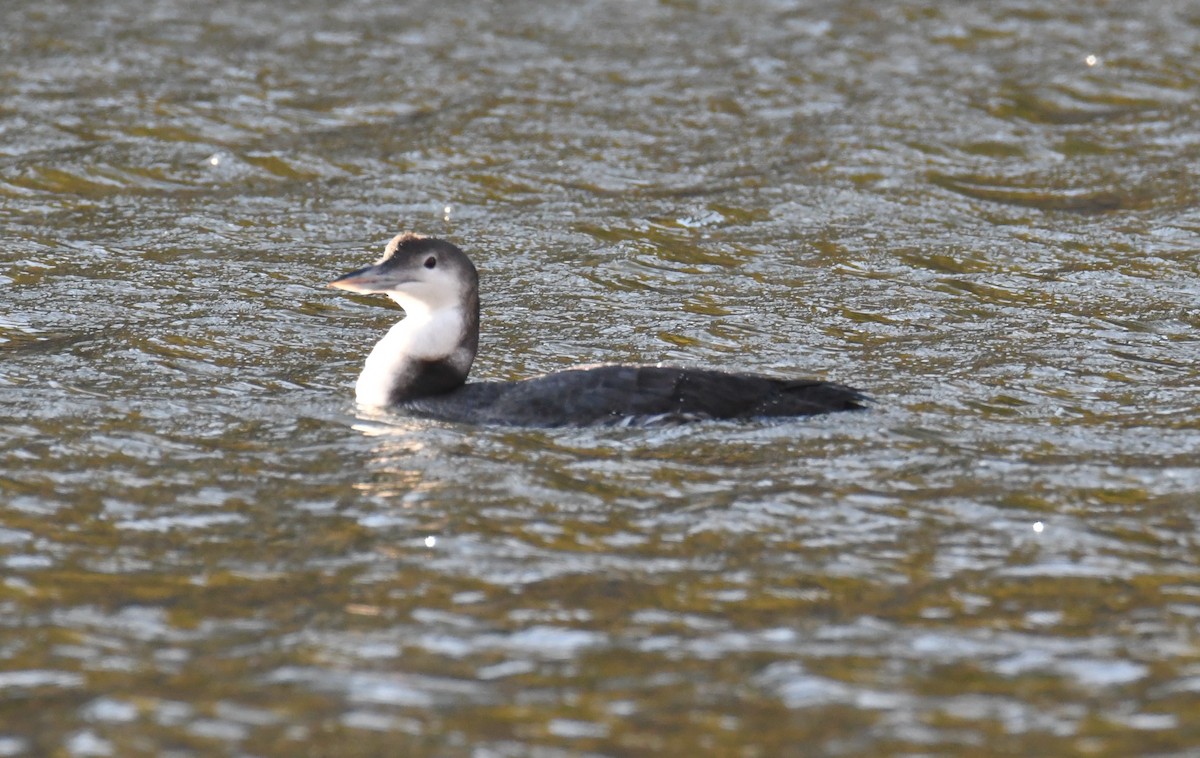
(2, 0, 1199, 755)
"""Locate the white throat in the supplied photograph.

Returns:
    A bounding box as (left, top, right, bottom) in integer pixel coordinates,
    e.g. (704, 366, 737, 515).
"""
(354, 300, 471, 406)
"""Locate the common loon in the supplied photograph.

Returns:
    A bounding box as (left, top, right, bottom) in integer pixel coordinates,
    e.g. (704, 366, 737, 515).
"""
(329, 232, 867, 427)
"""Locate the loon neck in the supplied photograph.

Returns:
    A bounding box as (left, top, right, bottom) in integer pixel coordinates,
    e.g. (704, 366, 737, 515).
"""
(354, 298, 479, 406)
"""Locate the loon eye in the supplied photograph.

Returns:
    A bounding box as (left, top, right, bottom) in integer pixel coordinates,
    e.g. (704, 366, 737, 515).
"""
(424, 256, 437, 269)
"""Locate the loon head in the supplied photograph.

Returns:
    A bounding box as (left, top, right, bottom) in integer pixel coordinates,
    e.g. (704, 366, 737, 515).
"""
(329, 233, 480, 405)
(328, 232, 478, 316)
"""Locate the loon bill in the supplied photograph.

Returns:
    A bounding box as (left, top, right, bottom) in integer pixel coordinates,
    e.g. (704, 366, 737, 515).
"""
(328, 232, 867, 427)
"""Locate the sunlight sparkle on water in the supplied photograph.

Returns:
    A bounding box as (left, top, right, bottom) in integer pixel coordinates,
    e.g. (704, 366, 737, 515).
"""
(1085, 54, 1099, 66)
(424, 536, 437, 548)
(1033, 521, 1045, 533)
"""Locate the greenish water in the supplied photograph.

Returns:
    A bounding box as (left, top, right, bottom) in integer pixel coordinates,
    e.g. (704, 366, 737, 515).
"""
(2, 1, 1199, 755)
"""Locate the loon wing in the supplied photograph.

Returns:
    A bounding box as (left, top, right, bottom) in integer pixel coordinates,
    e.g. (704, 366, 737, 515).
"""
(402, 365, 866, 427)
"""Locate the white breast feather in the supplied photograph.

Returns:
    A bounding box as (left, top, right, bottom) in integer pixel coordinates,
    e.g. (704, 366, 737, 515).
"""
(354, 306, 466, 406)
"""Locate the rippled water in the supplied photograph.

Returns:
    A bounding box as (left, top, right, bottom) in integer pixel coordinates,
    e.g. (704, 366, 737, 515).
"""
(3, 0, 1199, 755)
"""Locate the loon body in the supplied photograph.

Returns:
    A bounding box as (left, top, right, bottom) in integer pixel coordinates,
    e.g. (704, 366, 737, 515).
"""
(329, 233, 866, 427)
